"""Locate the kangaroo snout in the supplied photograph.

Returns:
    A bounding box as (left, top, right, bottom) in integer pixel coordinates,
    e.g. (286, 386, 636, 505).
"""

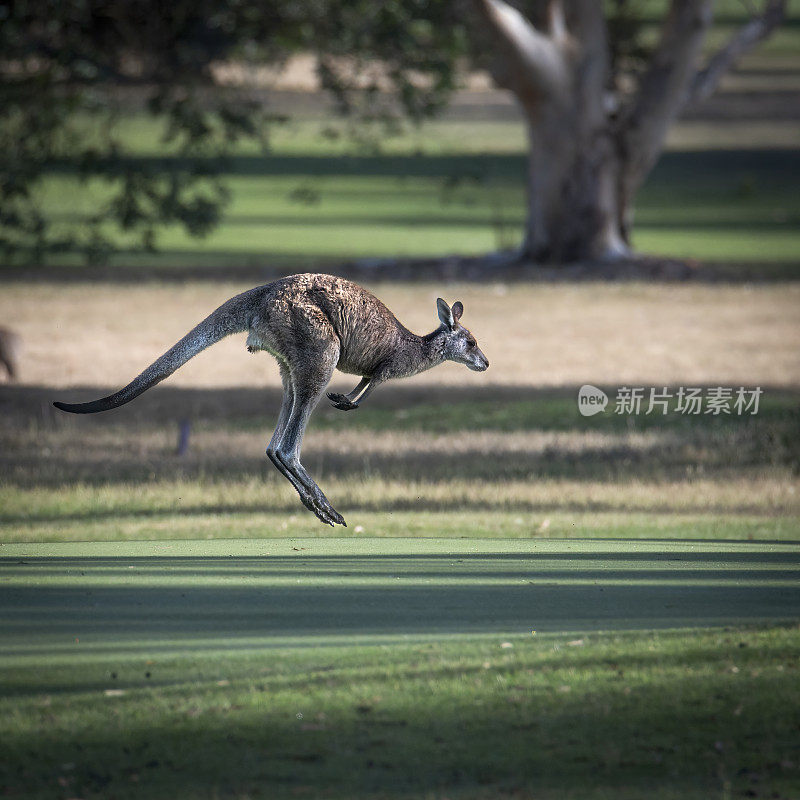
(470, 357, 489, 372)
(467, 348, 489, 371)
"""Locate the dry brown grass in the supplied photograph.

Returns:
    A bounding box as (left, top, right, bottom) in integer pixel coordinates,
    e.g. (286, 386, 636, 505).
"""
(2, 279, 798, 542)
(2, 468, 797, 520)
(3, 412, 798, 520)
(1, 280, 798, 391)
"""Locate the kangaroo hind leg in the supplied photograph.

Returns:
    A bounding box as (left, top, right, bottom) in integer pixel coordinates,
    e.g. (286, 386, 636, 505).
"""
(265, 362, 317, 515)
(273, 343, 346, 527)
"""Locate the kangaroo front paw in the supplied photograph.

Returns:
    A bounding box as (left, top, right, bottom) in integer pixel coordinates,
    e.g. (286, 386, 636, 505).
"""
(326, 392, 359, 411)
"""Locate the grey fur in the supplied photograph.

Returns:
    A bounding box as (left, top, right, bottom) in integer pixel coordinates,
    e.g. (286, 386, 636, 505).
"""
(54, 273, 489, 526)
(0, 327, 20, 380)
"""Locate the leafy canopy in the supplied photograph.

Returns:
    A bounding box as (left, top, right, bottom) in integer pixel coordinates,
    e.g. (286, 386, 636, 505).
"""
(1, 0, 656, 263)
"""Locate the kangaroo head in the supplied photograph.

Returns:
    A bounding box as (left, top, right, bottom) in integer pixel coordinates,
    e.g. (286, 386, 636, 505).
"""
(436, 298, 489, 372)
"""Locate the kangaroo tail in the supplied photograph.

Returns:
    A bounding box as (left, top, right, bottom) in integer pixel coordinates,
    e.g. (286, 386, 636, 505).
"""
(53, 286, 263, 414)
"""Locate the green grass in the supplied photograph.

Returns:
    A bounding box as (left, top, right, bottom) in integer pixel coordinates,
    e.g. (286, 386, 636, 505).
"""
(310, 390, 798, 434)
(2, 504, 797, 543)
(3, 382, 796, 798)
(12, 118, 800, 273)
(2, 386, 798, 542)
(2, 538, 799, 799)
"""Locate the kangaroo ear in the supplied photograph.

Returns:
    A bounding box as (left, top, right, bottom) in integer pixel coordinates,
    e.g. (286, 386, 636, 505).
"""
(451, 301, 463, 322)
(436, 297, 455, 330)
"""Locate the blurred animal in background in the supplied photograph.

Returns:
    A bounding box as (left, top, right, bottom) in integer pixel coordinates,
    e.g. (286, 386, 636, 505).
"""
(0, 327, 20, 381)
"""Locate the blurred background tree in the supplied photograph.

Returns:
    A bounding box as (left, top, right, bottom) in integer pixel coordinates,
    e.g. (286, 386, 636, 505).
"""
(0, 0, 787, 265)
(0, 0, 464, 263)
(472, 0, 787, 261)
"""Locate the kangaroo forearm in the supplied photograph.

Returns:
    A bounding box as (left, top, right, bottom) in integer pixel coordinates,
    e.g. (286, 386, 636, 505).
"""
(326, 376, 381, 411)
(346, 377, 370, 400)
(352, 378, 380, 406)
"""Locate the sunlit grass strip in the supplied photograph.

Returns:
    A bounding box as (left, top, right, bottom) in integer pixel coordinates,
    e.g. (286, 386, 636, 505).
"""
(1, 507, 797, 544)
(2, 475, 797, 519)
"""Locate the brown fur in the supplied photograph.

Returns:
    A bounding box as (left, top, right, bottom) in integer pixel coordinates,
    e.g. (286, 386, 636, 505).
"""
(248, 274, 447, 382)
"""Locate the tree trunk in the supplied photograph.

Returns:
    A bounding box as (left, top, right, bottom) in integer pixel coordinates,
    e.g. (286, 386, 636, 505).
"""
(476, 0, 630, 262)
(521, 98, 629, 262)
(473, 0, 785, 264)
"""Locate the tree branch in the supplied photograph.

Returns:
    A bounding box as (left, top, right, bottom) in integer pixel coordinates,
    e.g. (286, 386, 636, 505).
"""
(621, 0, 714, 192)
(687, 0, 787, 105)
(473, 0, 568, 109)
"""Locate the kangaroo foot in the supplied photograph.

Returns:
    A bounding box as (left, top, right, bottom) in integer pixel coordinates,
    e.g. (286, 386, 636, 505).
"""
(306, 482, 346, 527)
(268, 451, 345, 527)
(302, 489, 346, 527)
(326, 392, 359, 411)
(274, 451, 346, 527)
(316, 498, 346, 527)
(298, 491, 343, 527)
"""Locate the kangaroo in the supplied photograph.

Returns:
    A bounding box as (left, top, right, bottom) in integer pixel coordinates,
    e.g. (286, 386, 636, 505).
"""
(54, 273, 489, 526)
(0, 327, 20, 381)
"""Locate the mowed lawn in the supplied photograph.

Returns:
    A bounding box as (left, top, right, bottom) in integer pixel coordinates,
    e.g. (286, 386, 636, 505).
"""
(1, 538, 800, 800)
(28, 127, 800, 274)
(1, 278, 800, 797)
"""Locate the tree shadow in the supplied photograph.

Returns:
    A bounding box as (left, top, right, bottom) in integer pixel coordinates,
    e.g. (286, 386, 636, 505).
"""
(4, 664, 796, 799)
(3, 551, 798, 656)
(7, 383, 795, 425)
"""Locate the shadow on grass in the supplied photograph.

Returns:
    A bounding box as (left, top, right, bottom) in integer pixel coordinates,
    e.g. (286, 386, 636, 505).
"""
(4, 661, 798, 799)
(2, 553, 800, 797)
(42, 211, 797, 233)
(2, 551, 798, 653)
(7, 383, 798, 429)
(42, 149, 800, 184)
(6, 252, 799, 283)
(2, 384, 797, 497)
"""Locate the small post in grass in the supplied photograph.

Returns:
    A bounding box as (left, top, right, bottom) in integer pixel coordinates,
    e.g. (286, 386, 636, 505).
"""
(176, 418, 191, 456)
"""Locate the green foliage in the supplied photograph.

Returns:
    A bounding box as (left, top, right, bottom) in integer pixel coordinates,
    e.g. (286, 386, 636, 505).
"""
(606, 0, 653, 88)
(0, 0, 465, 263)
(0, 0, 793, 264)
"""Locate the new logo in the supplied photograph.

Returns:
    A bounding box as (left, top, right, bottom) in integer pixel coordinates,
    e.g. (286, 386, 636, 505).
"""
(578, 384, 608, 416)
